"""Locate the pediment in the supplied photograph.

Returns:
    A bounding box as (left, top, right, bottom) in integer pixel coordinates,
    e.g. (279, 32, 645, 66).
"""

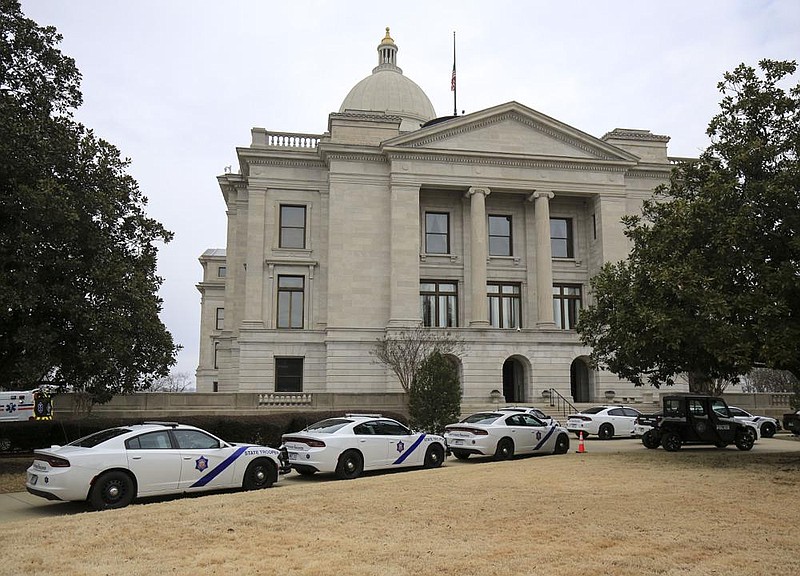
(383, 101, 639, 163)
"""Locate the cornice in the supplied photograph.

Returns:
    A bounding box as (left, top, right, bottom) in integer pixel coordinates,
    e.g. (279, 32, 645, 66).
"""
(243, 157, 327, 169)
(385, 149, 634, 173)
(602, 128, 670, 142)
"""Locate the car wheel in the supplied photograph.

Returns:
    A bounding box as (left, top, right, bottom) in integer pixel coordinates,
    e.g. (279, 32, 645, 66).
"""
(89, 471, 135, 510)
(243, 458, 276, 490)
(554, 433, 570, 454)
(735, 428, 755, 451)
(760, 422, 776, 438)
(0, 437, 11, 452)
(452, 450, 470, 460)
(641, 430, 660, 449)
(335, 450, 364, 480)
(494, 438, 514, 461)
(598, 423, 615, 440)
(424, 444, 445, 468)
(662, 432, 682, 452)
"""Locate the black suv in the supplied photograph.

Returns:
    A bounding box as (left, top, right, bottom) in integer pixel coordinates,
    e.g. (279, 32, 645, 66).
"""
(646, 395, 756, 451)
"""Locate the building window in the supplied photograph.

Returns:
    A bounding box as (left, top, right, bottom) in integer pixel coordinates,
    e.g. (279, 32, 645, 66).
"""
(212, 381, 219, 392)
(275, 357, 303, 392)
(425, 212, 449, 254)
(420, 281, 458, 327)
(213, 342, 219, 369)
(280, 205, 306, 249)
(215, 307, 224, 330)
(550, 218, 574, 258)
(277, 275, 304, 329)
(488, 283, 521, 328)
(553, 284, 582, 329)
(217, 266, 227, 278)
(591, 214, 597, 241)
(488, 215, 512, 256)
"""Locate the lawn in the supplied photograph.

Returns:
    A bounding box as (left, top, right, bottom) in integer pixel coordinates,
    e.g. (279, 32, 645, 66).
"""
(1, 448, 799, 576)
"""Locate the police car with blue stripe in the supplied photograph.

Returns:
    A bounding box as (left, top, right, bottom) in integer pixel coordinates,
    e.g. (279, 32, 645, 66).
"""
(444, 410, 571, 461)
(281, 414, 447, 479)
(26, 422, 289, 510)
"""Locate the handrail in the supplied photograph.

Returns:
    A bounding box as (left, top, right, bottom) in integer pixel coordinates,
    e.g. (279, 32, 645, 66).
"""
(545, 388, 578, 419)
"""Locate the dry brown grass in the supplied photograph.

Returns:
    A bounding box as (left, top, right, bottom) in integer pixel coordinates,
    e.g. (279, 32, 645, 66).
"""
(2, 449, 799, 576)
(0, 457, 29, 493)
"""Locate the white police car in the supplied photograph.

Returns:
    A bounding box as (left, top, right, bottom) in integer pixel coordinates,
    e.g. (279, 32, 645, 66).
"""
(281, 414, 447, 479)
(726, 406, 780, 438)
(444, 411, 571, 460)
(26, 422, 289, 510)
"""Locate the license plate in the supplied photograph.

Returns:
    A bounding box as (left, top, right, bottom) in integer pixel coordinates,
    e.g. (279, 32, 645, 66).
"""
(29, 474, 38, 486)
(288, 452, 298, 461)
(452, 440, 464, 446)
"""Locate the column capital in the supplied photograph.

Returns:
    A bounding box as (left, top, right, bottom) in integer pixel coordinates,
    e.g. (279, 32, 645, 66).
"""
(528, 190, 554, 202)
(466, 186, 491, 199)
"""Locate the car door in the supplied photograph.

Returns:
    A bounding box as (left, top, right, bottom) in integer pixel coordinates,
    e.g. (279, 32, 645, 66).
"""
(502, 414, 533, 453)
(125, 430, 182, 496)
(173, 429, 237, 491)
(621, 408, 642, 435)
(379, 420, 423, 468)
(353, 421, 392, 470)
(520, 414, 554, 452)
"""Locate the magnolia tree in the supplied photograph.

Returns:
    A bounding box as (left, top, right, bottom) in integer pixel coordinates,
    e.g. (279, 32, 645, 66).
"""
(578, 59, 800, 392)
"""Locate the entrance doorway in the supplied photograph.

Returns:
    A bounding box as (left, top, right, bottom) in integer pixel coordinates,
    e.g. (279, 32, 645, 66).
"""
(570, 358, 591, 402)
(502, 358, 525, 403)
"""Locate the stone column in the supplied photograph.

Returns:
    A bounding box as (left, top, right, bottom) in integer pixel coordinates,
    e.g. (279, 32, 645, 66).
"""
(467, 187, 490, 327)
(243, 187, 266, 326)
(389, 183, 421, 327)
(531, 190, 555, 327)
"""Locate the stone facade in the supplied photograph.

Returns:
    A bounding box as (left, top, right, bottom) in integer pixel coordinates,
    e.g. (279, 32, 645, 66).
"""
(196, 32, 683, 405)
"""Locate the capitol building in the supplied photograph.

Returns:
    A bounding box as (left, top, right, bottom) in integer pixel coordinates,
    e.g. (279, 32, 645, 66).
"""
(196, 29, 677, 407)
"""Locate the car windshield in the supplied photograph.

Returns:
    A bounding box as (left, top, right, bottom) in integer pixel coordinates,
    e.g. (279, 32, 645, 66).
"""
(461, 413, 503, 424)
(580, 407, 607, 415)
(304, 419, 353, 433)
(68, 428, 131, 448)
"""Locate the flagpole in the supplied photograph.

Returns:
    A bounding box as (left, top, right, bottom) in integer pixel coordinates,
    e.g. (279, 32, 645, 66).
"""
(452, 31, 457, 116)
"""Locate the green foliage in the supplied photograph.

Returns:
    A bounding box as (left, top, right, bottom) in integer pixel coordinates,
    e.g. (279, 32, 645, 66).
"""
(578, 59, 800, 389)
(408, 351, 461, 434)
(0, 1, 178, 400)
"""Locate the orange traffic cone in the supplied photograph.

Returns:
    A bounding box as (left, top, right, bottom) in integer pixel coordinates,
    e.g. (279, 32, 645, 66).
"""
(576, 431, 586, 454)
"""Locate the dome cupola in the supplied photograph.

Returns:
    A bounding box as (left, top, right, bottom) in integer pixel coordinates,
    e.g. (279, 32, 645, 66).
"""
(339, 28, 436, 132)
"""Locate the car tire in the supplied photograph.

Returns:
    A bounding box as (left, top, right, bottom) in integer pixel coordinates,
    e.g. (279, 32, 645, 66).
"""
(598, 423, 615, 440)
(735, 428, 755, 451)
(715, 442, 728, 449)
(335, 450, 364, 480)
(452, 450, 470, 460)
(641, 430, 660, 449)
(760, 422, 776, 438)
(423, 444, 445, 468)
(243, 458, 277, 490)
(662, 432, 682, 452)
(494, 438, 514, 461)
(554, 433, 570, 454)
(0, 437, 11, 452)
(89, 470, 136, 510)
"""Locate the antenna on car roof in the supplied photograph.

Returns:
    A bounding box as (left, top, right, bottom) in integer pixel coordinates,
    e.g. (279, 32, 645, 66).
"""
(141, 421, 180, 428)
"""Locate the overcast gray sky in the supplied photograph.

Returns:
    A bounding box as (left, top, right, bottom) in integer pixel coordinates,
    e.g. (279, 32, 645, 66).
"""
(21, 1, 800, 382)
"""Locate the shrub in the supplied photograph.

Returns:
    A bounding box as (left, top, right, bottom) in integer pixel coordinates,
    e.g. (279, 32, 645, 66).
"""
(408, 351, 461, 434)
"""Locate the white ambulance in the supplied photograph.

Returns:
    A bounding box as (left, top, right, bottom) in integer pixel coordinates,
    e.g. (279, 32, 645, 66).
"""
(0, 387, 54, 422)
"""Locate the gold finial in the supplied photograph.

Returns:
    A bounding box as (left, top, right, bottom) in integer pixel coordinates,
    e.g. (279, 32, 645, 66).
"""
(382, 27, 395, 45)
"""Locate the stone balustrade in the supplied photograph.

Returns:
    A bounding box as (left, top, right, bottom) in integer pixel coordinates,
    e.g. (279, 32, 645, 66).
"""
(258, 393, 313, 407)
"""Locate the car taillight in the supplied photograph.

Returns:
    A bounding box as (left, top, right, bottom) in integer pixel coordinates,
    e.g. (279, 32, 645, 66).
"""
(282, 436, 326, 448)
(572, 416, 592, 422)
(38, 455, 70, 467)
(446, 427, 489, 436)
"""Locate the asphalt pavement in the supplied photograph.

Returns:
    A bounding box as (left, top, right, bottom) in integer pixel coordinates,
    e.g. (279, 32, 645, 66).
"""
(2, 435, 798, 524)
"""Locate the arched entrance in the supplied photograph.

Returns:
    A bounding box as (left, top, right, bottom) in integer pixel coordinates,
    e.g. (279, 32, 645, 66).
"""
(502, 358, 526, 403)
(570, 358, 591, 402)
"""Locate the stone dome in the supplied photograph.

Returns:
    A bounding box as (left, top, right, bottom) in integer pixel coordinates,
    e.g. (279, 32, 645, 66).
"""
(339, 28, 436, 132)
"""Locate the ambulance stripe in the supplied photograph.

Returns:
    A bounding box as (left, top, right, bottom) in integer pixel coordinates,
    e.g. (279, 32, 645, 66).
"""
(533, 426, 557, 451)
(392, 434, 427, 465)
(190, 445, 250, 488)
